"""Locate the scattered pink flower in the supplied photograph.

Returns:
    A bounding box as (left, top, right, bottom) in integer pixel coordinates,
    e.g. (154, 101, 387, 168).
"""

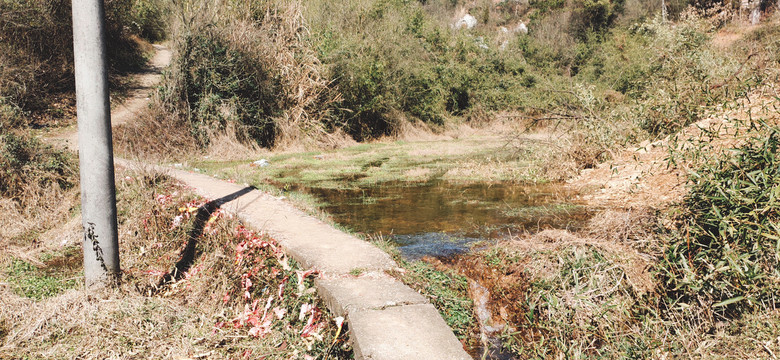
(296, 269, 319, 295)
(300, 306, 323, 338)
(273, 306, 286, 320)
(170, 215, 183, 229)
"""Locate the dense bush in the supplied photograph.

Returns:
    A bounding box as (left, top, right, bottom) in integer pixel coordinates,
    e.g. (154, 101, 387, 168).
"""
(660, 129, 780, 316)
(0, 0, 166, 124)
(128, 0, 168, 42)
(176, 33, 280, 147)
(311, 0, 534, 139)
(161, 0, 334, 148)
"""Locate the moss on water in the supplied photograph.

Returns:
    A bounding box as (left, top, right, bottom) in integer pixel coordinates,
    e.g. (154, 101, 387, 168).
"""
(191, 135, 556, 190)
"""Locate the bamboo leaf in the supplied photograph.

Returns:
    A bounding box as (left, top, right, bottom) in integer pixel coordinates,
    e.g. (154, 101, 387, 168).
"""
(712, 296, 745, 308)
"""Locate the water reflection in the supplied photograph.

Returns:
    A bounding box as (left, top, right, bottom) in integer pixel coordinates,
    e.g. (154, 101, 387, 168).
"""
(302, 180, 589, 259)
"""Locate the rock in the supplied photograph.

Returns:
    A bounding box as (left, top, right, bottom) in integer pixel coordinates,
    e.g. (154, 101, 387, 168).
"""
(453, 14, 477, 30)
(475, 36, 489, 50)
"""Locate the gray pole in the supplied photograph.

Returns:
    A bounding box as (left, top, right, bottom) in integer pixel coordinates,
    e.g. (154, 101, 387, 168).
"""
(661, 0, 667, 22)
(72, 0, 121, 288)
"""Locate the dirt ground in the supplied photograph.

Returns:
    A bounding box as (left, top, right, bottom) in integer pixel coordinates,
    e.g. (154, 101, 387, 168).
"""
(568, 85, 780, 210)
(45, 44, 172, 152)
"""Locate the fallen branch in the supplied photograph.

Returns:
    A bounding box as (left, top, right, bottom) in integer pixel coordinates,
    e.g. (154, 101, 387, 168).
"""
(709, 52, 756, 91)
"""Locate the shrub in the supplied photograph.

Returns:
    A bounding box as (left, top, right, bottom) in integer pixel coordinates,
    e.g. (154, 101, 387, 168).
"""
(568, 0, 622, 41)
(0, 0, 166, 122)
(176, 33, 280, 147)
(659, 129, 780, 316)
(128, 0, 168, 42)
(160, 0, 334, 148)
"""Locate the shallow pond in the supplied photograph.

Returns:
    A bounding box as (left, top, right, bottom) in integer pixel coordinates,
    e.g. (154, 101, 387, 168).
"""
(301, 180, 589, 259)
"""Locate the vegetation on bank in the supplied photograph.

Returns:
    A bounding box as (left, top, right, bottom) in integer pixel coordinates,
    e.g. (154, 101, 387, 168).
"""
(662, 128, 780, 316)
(125, 0, 756, 171)
(1, 169, 351, 358)
(116, 2, 780, 356)
(4, 0, 780, 358)
(0, 0, 168, 242)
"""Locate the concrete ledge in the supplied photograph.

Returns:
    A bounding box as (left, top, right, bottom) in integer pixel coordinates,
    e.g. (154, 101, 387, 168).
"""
(116, 161, 473, 360)
(350, 303, 472, 360)
(141, 166, 397, 274)
(316, 276, 429, 316)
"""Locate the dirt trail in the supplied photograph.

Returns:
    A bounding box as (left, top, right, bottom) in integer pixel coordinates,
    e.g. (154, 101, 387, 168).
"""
(46, 44, 172, 151)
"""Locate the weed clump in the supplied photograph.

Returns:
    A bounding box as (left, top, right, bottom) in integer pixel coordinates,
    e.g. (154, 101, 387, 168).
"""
(0, 133, 76, 201)
(0, 132, 78, 241)
(397, 259, 474, 339)
(660, 129, 780, 316)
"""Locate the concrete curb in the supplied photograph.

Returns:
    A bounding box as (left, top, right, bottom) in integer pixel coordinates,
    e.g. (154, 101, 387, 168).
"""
(117, 160, 472, 360)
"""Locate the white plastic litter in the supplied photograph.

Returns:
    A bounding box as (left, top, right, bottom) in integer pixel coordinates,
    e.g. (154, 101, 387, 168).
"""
(252, 159, 270, 167)
(453, 14, 477, 30)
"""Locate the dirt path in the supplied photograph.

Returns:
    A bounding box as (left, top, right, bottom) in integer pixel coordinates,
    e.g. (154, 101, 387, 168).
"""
(46, 44, 172, 151)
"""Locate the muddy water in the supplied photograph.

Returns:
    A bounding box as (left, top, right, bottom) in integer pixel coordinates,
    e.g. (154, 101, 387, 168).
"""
(304, 180, 588, 259)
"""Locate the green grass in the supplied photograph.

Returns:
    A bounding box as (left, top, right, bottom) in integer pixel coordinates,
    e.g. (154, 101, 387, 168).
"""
(190, 134, 555, 190)
(660, 127, 780, 317)
(397, 260, 474, 339)
(499, 203, 584, 218)
(6, 258, 80, 300)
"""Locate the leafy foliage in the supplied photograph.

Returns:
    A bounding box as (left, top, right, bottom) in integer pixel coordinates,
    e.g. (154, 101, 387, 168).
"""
(660, 129, 780, 316)
(176, 33, 279, 147)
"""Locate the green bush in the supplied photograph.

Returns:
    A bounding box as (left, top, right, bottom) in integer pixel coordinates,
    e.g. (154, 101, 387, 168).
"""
(660, 129, 780, 316)
(314, 0, 537, 138)
(568, 0, 622, 40)
(129, 0, 168, 42)
(177, 33, 279, 147)
(332, 56, 396, 140)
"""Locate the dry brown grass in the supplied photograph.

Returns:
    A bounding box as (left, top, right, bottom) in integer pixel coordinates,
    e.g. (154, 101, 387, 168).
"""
(113, 98, 202, 161)
(0, 168, 349, 359)
(0, 133, 79, 245)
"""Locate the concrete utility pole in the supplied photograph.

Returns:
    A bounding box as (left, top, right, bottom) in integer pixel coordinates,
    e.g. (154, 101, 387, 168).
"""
(661, 0, 667, 22)
(72, 0, 121, 288)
